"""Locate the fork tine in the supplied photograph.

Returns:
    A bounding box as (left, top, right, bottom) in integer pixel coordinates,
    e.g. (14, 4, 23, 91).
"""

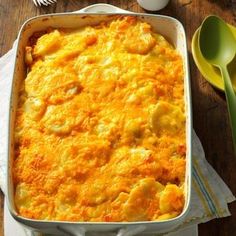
(48, 0, 57, 4)
(46, 0, 54, 4)
(42, 0, 50, 6)
(41, 0, 48, 6)
(36, 0, 42, 6)
(32, 0, 39, 6)
(33, 0, 56, 6)
(43, 0, 56, 5)
(44, 0, 50, 5)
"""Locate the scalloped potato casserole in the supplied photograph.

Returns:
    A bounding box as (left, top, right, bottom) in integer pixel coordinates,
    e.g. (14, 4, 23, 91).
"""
(13, 16, 186, 222)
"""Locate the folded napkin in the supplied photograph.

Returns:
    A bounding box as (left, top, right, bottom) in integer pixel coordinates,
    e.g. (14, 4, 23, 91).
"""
(0, 42, 235, 235)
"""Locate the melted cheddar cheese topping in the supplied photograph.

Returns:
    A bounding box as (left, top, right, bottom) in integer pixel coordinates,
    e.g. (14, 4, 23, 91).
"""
(13, 16, 186, 222)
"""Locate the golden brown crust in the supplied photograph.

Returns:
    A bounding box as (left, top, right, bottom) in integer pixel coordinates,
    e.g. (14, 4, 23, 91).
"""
(13, 16, 185, 222)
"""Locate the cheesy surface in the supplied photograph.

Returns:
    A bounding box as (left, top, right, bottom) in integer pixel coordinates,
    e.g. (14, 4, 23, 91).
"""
(13, 16, 186, 222)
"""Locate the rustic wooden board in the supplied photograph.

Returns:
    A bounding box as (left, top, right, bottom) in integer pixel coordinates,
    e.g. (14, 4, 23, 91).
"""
(0, 0, 236, 235)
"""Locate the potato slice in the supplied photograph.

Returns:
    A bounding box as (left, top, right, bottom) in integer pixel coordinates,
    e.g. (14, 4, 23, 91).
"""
(150, 101, 185, 135)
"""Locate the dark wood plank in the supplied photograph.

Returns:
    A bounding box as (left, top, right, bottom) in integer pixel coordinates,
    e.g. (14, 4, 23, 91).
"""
(0, 190, 3, 235)
(0, 0, 236, 235)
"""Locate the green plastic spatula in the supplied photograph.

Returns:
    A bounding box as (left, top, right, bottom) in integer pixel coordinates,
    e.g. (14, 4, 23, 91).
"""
(199, 15, 236, 155)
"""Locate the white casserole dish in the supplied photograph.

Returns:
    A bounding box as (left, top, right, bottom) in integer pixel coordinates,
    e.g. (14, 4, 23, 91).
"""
(6, 4, 192, 236)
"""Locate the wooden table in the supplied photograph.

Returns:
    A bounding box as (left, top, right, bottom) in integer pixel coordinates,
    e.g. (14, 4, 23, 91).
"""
(0, 0, 236, 235)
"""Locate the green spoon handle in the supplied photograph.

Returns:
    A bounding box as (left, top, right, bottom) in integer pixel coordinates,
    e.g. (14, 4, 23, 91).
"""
(221, 66, 236, 153)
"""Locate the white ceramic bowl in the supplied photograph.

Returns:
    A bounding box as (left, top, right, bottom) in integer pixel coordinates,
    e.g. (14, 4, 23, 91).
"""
(137, 0, 170, 11)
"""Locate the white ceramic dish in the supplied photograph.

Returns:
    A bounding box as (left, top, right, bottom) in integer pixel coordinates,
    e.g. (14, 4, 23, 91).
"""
(7, 4, 192, 236)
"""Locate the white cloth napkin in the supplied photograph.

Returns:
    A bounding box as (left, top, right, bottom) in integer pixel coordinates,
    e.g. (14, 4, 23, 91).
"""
(0, 42, 235, 235)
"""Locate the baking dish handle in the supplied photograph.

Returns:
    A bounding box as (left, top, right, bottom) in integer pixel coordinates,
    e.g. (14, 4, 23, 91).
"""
(56, 224, 146, 236)
(116, 225, 147, 236)
(74, 3, 131, 14)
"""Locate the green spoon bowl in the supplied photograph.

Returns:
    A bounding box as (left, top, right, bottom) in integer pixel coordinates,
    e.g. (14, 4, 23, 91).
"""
(199, 15, 236, 155)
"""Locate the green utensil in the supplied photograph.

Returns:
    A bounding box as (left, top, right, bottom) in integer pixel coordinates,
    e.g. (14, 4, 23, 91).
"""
(199, 15, 236, 154)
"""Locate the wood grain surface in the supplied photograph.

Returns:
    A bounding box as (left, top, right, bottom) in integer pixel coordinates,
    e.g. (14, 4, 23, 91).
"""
(0, 0, 236, 235)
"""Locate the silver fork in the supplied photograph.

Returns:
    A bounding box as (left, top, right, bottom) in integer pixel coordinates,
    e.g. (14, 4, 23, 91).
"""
(33, 0, 57, 6)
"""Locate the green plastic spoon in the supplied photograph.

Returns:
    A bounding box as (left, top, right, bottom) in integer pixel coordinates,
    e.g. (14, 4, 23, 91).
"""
(199, 15, 236, 154)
